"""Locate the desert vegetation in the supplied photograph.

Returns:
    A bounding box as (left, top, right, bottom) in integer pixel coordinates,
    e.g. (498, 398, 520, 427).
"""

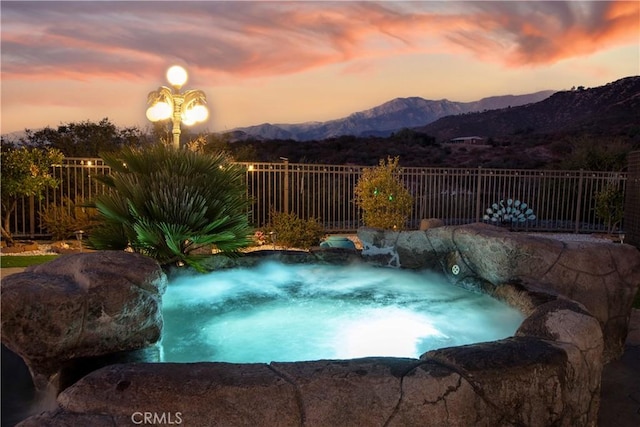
(266, 211, 325, 249)
(88, 143, 252, 271)
(354, 156, 413, 229)
(0, 144, 63, 245)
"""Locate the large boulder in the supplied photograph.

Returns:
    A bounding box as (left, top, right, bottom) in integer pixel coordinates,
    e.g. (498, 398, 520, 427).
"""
(358, 224, 640, 362)
(1, 251, 166, 392)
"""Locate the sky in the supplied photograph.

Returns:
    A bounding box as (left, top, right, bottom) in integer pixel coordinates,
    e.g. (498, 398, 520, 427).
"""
(1, 0, 639, 136)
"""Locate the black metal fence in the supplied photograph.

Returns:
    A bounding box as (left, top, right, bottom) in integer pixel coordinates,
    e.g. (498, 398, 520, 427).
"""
(9, 158, 627, 238)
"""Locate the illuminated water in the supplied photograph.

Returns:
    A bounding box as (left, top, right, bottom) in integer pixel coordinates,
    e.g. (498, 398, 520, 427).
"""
(161, 262, 524, 363)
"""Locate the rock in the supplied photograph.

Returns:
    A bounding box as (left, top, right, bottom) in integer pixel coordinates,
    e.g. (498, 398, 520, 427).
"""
(15, 259, 607, 426)
(46, 363, 301, 426)
(270, 358, 409, 426)
(450, 223, 565, 283)
(422, 336, 596, 426)
(0, 241, 39, 254)
(197, 249, 363, 272)
(419, 218, 444, 230)
(22, 328, 603, 427)
(0, 251, 166, 393)
(50, 240, 91, 254)
(358, 223, 640, 362)
(17, 412, 116, 426)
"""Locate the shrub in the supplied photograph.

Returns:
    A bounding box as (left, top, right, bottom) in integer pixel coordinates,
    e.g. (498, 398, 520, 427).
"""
(40, 197, 100, 241)
(267, 211, 325, 249)
(88, 143, 252, 271)
(354, 156, 413, 229)
(595, 183, 624, 234)
(1, 145, 63, 245)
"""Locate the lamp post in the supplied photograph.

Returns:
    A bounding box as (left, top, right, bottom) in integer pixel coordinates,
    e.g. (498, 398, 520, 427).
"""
(146, 65, 209, 149)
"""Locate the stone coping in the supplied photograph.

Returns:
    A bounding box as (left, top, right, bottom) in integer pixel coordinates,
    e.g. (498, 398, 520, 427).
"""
(357, 223, 640, 362)
(14, 242, 609, 426)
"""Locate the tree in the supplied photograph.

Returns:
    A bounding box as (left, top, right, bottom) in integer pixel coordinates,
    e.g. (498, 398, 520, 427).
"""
(354, 156, 413, 229)
(595, 183, 625, 234)
(1, 145, 64, 245)
(88, 143, 252, 271)
(558, 136, 631, 171)
(17, 118, 149, 157)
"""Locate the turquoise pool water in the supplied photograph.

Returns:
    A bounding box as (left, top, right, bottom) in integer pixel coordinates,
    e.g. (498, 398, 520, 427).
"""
(161, 261, 524, 363)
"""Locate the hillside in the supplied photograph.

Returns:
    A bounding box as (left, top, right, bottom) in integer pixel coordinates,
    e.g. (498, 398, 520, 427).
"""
(416, 76, 640, 142)
(228, 91, 555, 141)
(226, 77, 640, 169)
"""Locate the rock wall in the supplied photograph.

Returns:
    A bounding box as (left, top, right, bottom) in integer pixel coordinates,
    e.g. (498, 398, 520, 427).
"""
(1, 251, 166, 393)
(358, 223, 640, 362)
(8, 229, 632, 426)
(18, 285, 603, 426)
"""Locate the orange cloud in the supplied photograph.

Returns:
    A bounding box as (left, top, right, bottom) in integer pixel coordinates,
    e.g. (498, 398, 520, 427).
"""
(456, 0, 640, 66)
(1, 1, 637, 85)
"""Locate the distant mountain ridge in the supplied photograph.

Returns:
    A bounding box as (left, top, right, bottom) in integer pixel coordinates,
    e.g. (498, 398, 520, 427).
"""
(415, 76, 640, 141)
(227, 91, 556, 141)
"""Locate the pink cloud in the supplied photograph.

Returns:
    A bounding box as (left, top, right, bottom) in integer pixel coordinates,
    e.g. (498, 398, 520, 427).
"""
(1, 1, 637, 84)
(452, 1, 640, 66)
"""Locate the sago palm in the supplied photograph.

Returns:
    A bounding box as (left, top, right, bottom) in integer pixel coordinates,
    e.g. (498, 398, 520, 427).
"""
(89, 143, 252, 270)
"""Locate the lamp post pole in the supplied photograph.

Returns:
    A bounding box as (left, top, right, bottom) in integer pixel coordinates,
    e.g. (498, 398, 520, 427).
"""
(170, 93, 185, 148)
(146, 65, 209, 149)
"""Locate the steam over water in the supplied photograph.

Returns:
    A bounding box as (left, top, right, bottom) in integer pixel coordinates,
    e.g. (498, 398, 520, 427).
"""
(161, 262, 524, 363)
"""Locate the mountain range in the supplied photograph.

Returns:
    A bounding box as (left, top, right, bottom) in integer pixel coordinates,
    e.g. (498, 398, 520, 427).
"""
(415, 76, 640, 141)
(225, 76, 639, 169)
(227, 91, 556, 141)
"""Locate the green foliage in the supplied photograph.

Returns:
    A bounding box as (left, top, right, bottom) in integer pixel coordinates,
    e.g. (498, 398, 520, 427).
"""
(390, 129, 435, 146)
(0, 145, 64, 244)
(558, 136, 631, 171)
(40, 197, 100, 241)
(0, 255, 58, 268)
(88, 143, 252, 271)
(267, 211, 325, 249)
(354, 156, 413, 229)
(16, 118, 148, 157)
(594, 183, 624, 234)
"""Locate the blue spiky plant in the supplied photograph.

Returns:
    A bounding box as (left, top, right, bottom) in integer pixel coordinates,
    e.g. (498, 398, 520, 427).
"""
(483, 199, 536, 225)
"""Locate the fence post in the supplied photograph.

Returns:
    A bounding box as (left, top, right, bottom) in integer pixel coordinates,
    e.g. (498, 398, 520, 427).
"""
(29, 195, 35, 239)
(475, 166, 483, 222)
(282, 158, 290, 214)
(574, 169, 584, 234)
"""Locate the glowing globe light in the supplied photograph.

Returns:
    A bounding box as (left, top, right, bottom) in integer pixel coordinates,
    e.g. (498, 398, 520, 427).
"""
(183, 104, 208, 125)
(166, 65, 188, 88)
(190, 104, 209, 122)
(145, 106, 156, 122)
(181, 114, 196, 126)
(146, 65, 208, 148)
(146, 101, 172, 122)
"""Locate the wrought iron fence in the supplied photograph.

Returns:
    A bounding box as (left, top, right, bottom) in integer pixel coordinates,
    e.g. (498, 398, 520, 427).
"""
(9, 158, 627, 238)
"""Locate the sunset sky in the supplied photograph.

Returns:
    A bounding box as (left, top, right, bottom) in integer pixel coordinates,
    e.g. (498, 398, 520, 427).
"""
(1, 0, 638, 136)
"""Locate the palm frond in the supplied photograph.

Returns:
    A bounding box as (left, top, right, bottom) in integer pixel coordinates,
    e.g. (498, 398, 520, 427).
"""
(89, 142, 252, 270)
